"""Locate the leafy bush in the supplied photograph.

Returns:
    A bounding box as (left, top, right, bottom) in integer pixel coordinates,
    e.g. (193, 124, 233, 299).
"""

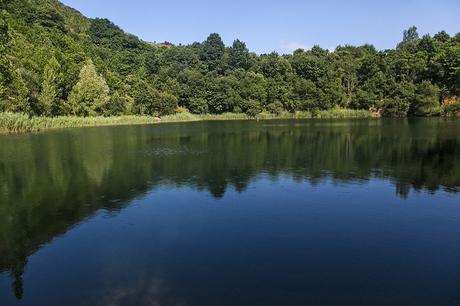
(266, 102, 284, 115)
(410, 81, 441, 116)
(188, 98, 208, 114)
(240, 100, 262, 117)
(383, 97, 410, 117)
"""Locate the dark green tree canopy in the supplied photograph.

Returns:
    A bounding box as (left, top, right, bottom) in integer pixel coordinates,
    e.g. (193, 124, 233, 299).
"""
(229, 39, 251, 70)
(397, 26, 420, 50)
(200, 33, 225, 70)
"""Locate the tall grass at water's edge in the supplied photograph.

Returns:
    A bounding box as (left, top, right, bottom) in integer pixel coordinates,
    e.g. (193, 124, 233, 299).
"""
(0, 109, 378, 134)
(0, 113, 160, 134)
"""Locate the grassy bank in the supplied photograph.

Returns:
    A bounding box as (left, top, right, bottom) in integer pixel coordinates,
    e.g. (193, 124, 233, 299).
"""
(0, 113, 162, 134)
(162, 109, 377, 122)
(0, 109, 377, 134)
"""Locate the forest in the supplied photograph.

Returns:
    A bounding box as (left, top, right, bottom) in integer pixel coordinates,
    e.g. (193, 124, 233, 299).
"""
(1, 0, 459, 118)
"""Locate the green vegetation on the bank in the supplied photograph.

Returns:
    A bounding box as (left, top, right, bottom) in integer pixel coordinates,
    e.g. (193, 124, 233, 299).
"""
(1, 0, 459, 121)
(0, 108, 375, 134)
(0, 112, 158, 134)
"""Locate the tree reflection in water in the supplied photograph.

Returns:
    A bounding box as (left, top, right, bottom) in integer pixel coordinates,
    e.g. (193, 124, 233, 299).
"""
(0, 118, 459, 300)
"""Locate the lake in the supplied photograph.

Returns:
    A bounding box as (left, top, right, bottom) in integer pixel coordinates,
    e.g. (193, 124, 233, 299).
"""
(1, 118, 459, 306)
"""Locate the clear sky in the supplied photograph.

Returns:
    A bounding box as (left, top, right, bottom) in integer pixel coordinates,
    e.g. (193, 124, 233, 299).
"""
(60, 0, 460, 54)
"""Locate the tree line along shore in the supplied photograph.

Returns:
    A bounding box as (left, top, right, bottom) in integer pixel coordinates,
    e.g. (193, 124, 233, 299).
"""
(0, 0, 459, 134)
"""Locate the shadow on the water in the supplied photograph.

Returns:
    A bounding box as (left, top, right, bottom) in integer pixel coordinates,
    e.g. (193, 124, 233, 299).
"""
(0, 118, 459, 299)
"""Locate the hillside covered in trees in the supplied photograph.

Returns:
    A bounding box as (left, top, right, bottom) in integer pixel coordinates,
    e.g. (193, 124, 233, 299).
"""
(1, 0, 459, 118)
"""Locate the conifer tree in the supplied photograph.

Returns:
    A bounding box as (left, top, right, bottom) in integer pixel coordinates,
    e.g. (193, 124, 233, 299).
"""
(68, 60, 110, 116)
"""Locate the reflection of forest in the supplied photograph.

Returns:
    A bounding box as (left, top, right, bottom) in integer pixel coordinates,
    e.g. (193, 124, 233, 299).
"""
(1, 118, 459, 298)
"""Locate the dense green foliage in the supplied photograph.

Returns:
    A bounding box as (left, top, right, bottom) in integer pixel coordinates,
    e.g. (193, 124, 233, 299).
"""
(1, 0, 459, 118)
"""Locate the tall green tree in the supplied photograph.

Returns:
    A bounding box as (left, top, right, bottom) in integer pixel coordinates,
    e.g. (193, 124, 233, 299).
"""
(228, 39, 251, 70)
(38, 57, 62, 116)
(200, 33, 225, 70)
(0, 12, 31, 114)
(68, 60, 110, 116)
(4, 72, 31, 114)
(397, 26, 419, 50)
(0, 10, 11, 101)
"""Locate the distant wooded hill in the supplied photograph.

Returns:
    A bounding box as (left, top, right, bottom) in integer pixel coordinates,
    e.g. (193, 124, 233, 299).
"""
(1, 0, 459, 117)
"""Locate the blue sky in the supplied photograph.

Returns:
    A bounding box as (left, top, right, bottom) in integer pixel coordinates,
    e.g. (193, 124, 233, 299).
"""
(61, 0, 460, 54)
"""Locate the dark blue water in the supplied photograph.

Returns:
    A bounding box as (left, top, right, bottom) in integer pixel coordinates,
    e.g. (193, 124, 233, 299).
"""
(1, 119, 459, 305)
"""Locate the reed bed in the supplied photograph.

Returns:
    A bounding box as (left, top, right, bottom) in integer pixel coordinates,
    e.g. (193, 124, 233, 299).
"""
(0, 109, 376, 134)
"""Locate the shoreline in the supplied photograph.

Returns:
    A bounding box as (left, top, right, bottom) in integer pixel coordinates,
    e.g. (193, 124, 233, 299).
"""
(1, 109, 378, 135)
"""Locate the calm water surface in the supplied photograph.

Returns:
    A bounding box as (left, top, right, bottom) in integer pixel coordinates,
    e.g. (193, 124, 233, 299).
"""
(1, 119, 460, 306)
